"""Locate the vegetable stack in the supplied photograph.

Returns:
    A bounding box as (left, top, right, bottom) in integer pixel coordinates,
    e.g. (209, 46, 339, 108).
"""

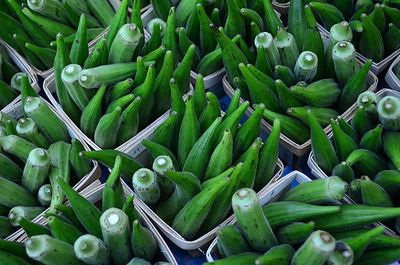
(308, 0, 400, 63)
(0, 76, 94, 240)
(52, 0, 194, 149)
(0, 44, 33, 109)
(3, 156, 172, 265)
(81, 77, 282, 240)
(215, 4, 375, 145)
(0, 0, 118, 71)
(207, 182, 400, 265)
(311, 89, 400, 234)
(146, 0, 283, 77)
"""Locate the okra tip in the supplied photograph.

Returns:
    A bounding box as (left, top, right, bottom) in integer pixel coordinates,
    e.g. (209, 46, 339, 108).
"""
(319, 231, 334, 244)
(236, 188, 251, 199)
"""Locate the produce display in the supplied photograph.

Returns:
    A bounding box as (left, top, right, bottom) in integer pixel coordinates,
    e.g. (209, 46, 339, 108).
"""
(0, 44, 31, 109)
(217, 5, 375, 145)
(50, 0, 194, 149)
(307, 0, 400, 62)
(146, 0, 283, 77)
(0, 0, 118, 71)
(310, 90, 400, 233)
(208, 183, 400, 265)
(0, 157, 171, 265)
(81, 77, 282, 240)
(0, 0, 399, 264)
(0, 78, 94, 240)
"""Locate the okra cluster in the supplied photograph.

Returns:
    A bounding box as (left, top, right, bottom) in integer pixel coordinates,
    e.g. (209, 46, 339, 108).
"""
(14, 159, 170, 265)
(309, 0, 400, 62)
(312, 90, 400, 234)
(148, 0, 283, 77)
(51, 0, 195, 149)
(210, 179, 400, 265)
(0, 0, 118, 70)
(0, 84, 92, 240)
(84, 76, 282, 240)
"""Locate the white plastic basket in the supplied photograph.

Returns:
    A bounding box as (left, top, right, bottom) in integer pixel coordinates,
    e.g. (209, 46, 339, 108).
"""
(141, 7, 282, 89)
(272, 0, 290, 14)
(0, 0, 142, 78)
(10, 182, 178, 265)
(319, 25, 400, 75)
(385, 54, 400, 91)
(307, 88, 400, 236)
(222, 71, 378, 165)
(118, 110, 285, 250)
(141, 7, 226, 89)
(307, 88, 400, 180)
(206, 170, 400, 264)
(3, 98, 101, 240)
(0, 40, 39, 112)
(205, 170, 312, 262)
(43, 71, 192, 151)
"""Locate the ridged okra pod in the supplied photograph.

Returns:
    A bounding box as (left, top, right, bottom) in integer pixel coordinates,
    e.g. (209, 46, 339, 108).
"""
(100, 208, 132, 265)
(281, 176, 347, 204)
(276, 221, 315, 245)
(263, 202, 340, 227)
(377, 96, 400, 131)
(24, 97, 70, 143)
(109, 24, 143, 64)
(292, 230, 336, 265)
(172, 176, 228, 240)
(232, 188, 277, 252)
(326, 21, 353, 77)
(273, 28, 299, 69)
(294, 51, 318, 83)
(102, 156, 124, 211)
(25, 235, 85, 265)
(217, 225, 250, 258)
(16, 118, 49, 148)
(332, 41, 359, 85)
(0, 135, 36, 162)
(47, 215, 83, 245)
(152, 156, 175, 199)
(8, 206, 44, 226)
(61, 64, 93, 111)
(74, 234, 111, 265)
(131, 220, 157, 261)
(79, 62, 146, 89)
(27, 0, 70, 24)
(22, 148, 51, 194)
(37, 184, 52, 207)
(132, 168, 161, 204)
(254, 244, 295, 265)
(57, 178, 102, 238)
